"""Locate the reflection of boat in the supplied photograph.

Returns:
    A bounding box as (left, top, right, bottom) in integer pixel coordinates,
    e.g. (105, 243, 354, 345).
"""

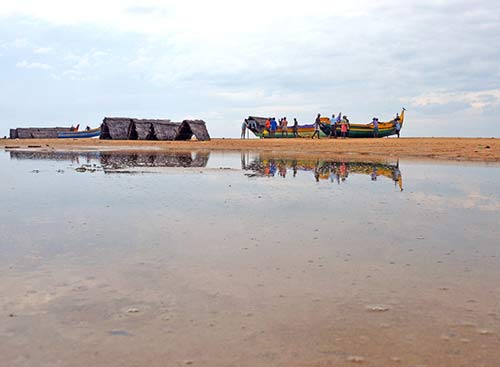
(245, 109, 405, 138)
(58, 127, 101, 138)
(243, 157, 403, 190)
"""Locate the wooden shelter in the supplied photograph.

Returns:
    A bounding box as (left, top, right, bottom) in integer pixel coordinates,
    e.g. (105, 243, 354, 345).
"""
(10, 127, 72, 139)
(100, 118, 133, 140)
(176, 120, 211, 141)
(100, 117, 210, 141)
(151, 121, 180, 140)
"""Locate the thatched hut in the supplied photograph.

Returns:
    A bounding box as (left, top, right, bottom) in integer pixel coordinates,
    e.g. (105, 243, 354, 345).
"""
(12, 127, 72, 139)
(100, 118, 133, 140)
(152, 121, 181, 140)
(129, 120, 154, 140)
(176, 120, 210, 141)
(132, 119, 173, 140)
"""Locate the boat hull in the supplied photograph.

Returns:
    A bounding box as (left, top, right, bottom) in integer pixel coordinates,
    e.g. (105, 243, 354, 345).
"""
(58, 128, 101, 139)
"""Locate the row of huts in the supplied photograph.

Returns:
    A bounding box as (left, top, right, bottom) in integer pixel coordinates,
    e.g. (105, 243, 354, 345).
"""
(9, 118, 210, 141)
(100, 118, 210, 141)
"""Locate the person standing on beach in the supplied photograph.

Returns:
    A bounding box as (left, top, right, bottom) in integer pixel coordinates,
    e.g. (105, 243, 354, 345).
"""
(270, 118, 277, 138)
(293, 118, 299, 137)
(372, 117, 379, 138)
(329, 114, 337, 138)
(282, 117, 289, 137)
(340, 116, 349, 138)
(265, 118, 271, 136)
(312, 113, 321, 139)
(394, 115, 401, 138)
(241, 120, 247, 139)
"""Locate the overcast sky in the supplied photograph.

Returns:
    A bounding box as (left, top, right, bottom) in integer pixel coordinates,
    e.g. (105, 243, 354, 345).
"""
(1, 0, 499, 137)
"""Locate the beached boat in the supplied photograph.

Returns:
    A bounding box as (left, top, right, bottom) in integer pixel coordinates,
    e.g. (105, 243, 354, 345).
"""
(58, 127, 101, 139)
(245, 109, 405, 138)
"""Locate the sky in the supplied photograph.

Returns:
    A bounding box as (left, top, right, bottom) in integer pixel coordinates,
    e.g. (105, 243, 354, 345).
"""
(1, 0, 499, 138)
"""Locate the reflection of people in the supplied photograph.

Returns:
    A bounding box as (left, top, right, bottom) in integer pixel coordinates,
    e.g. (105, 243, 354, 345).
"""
(314, 161, 320, 182)
(279, 161, 287, 177)
(312, 114, 321, 139)
(371, 165, 378, 181)
(393, 166, 403, 191)
(292, 160, 298, 177)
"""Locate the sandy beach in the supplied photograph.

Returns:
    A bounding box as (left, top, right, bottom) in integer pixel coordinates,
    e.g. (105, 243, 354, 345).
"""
(2, 137, 499, 162)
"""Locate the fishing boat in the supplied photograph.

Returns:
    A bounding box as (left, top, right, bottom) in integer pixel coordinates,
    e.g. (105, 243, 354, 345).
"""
(245, 109, 405, 138)
(58, 127, 101, 138)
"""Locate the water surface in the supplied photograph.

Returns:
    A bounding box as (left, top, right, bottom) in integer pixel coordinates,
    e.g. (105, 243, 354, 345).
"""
(1, 149, 499, 367)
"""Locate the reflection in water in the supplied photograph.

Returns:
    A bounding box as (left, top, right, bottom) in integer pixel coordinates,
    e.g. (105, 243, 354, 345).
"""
(10, 150, 403, 189)
(9, 150, 210, 171)
(2, 149, 500, 367)
(242, 154, 403, 190)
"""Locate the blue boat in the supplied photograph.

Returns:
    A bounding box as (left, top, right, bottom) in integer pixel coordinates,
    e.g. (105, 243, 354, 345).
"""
(58, 127, 101, 139)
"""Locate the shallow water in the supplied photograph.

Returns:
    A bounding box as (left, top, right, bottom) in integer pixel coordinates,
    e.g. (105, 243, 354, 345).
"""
(1, 149, 499, 367)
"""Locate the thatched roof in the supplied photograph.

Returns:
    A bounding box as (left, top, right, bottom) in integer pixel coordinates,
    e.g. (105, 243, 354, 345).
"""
(130, 119, 166, 140)
(100, 118, 133, 140)
(153, 121, 180, 140)
(13, 127, 72, 139)
(100, 117, 210, 141)
(176, 120, 210, 141)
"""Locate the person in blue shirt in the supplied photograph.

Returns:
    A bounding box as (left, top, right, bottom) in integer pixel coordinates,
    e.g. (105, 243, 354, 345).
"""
(270, 118, 278, 137)
(329, 114, 337, 138)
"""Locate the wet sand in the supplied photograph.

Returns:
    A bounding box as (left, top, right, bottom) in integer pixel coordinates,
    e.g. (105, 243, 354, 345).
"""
(2, 137, 499, 162)
(1, 150, 499, 367)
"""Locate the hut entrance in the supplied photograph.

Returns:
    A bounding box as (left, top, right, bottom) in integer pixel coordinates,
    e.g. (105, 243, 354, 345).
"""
(128, 124, 138, 140)
(175, 122, 195, 140)
(100, 123, 112, 139)
(146, 124, 157, 140)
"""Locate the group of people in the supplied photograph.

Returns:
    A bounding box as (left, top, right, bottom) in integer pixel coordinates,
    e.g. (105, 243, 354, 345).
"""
(241, 112, 402, 139)
(313, 113, 351, 139)
(369, 113, 401, 138)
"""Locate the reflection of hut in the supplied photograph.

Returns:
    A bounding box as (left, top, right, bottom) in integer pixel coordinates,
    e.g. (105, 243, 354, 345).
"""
(176, 120, 210, 141)
(99, 152, 210, 171)
(100, 118, 133, 140)
(10, 127, 72, 139)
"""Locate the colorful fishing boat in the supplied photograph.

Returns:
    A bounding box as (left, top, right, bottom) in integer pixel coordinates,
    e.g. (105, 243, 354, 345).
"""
(58, 127, 101, 139)
(245, 109, 405, 138)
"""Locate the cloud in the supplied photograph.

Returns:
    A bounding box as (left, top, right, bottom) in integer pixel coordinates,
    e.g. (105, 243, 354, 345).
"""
(408, 89, 500, 111)
(16, 60, 52, 70)
(33, 46, 52, 54)
(0, 0, 499, 137)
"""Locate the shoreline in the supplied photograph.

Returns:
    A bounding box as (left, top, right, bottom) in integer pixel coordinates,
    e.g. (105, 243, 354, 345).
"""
(1, 137, 499, 162)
